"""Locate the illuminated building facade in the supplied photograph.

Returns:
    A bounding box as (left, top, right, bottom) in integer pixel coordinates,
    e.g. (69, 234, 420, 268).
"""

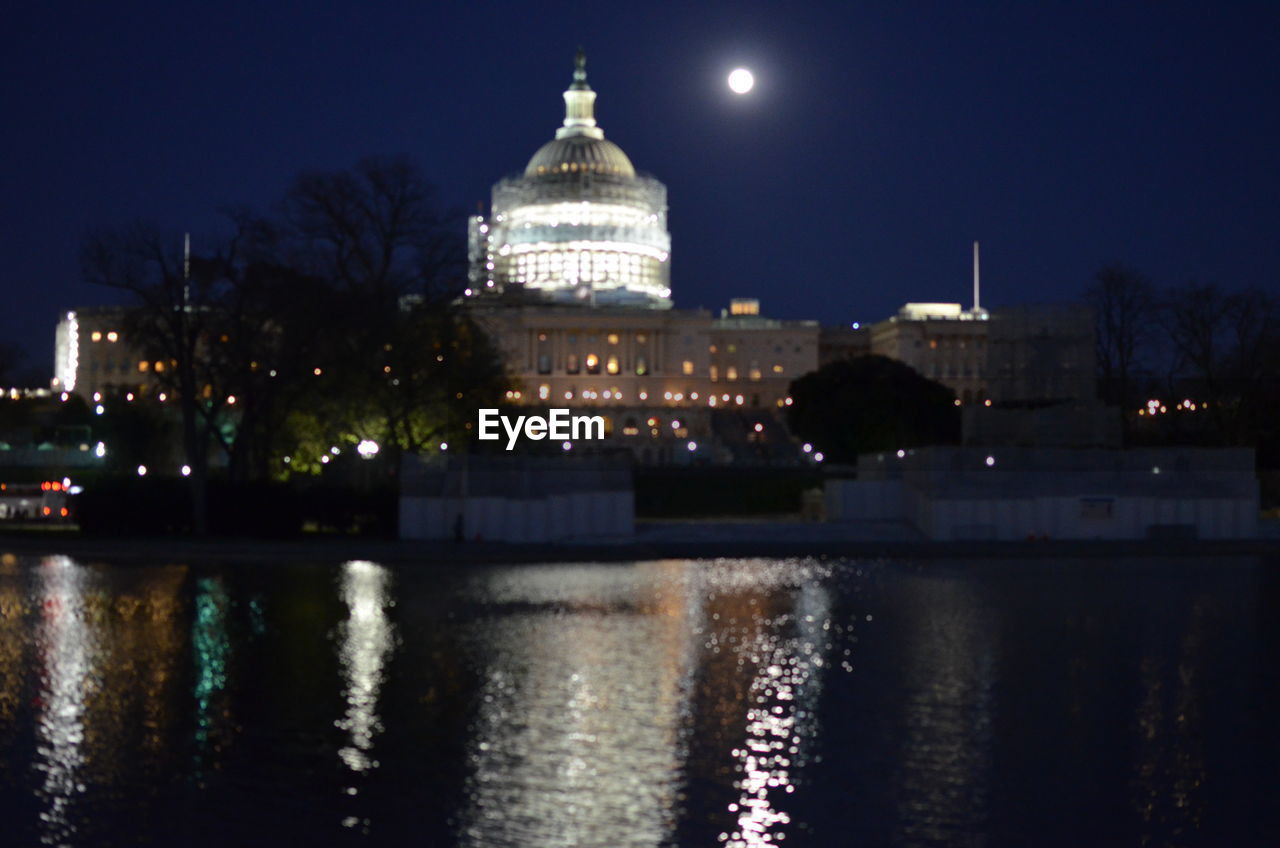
(469, 302, 818, 414)
(52, 307, 153, 400)
(467, 50, 671, 308)
(869, 303, 991, 404)
(465, 52, 819, 463)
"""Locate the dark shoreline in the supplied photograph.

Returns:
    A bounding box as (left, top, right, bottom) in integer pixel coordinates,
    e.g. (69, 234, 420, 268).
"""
(2, 528, 1277, 566)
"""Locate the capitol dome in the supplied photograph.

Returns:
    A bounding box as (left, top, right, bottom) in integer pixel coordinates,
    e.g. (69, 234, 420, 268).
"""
(524, 135, 636, 179)
(467, 50, 671, 309)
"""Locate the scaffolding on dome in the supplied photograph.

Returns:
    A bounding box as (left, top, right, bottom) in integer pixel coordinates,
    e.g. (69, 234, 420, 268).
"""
(465, 51, 672, 309)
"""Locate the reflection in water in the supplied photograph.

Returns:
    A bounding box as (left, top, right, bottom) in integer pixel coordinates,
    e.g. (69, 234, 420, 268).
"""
(0, 559, 25, 728)
(192, 577, 231, 775)
(895, 577, 995, 846)
(33, 556, 94, 847)
(719, 580, 831, 848)
(334, 560, 396, 829)
(459, 562, 698, 848)
(457, 559, 842, 848)
(0, 554, 1265, 847)
(1133, 599, 1209, 841)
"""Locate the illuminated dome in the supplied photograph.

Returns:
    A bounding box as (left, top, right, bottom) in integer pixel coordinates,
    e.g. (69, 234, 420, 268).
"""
(468, 50, 671, 309)
(524, 136, 635, 179)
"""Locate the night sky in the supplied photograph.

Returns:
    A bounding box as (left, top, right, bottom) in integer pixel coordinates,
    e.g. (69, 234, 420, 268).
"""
(4, 1, 1278, 375)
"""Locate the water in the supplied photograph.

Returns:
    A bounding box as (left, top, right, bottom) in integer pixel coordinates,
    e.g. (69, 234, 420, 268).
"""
(0, 554, 1276, 846)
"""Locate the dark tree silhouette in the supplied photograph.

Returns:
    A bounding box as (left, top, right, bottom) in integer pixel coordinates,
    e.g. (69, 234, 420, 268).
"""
(1085, 263, 1154, 416)
(0, 342, 25, 387)
(81, 223, 229, 533)
(273, 156, 507, 469)
(1162, 282, 1280, 446)
(785, 355, 959, 463)
(82, 157, 511, 518)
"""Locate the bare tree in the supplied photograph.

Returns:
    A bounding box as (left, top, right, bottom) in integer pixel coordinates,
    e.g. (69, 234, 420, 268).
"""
(0, 342, 25, 387)
(81, 224, 220, 532)
(283, 155, 464, 300)
(1163, 282, 1280, 444)
(80, 157, 509, 531)
(275, 156, 504, 468)
(1085, 264, 1155, 413)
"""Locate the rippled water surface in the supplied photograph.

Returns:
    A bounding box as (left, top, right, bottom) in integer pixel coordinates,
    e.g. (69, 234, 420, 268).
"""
(0, 554, 1276, 846)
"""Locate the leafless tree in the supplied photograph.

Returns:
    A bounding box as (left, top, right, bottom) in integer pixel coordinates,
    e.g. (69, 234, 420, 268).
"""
(81, 224, 221, 532)
(1162, 282, 1280, 444)
(0, 342, 25, 387)
(1085, 264, 1155, 411)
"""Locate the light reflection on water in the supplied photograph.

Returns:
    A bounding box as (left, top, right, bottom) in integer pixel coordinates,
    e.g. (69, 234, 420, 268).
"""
(334, 560, 396, 832)
(718, 576, 832, 848)
(457, 558, 840, 848)
(33, 556, 93, 848)
(458, 561, 698, 847)
(192, 576, 230, 773)
(1132, 597, 1209, 841)
(0, 553, 1269, 846)
(893, 577, 995, 847)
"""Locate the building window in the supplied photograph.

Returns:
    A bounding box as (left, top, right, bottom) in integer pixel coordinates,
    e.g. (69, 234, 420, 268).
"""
(606, 356, 619, 375)
(537, 354, 551, 374)
(566, 353, 580, 374)
(91, 331, 102, 342)
(749, 367, 762, 382)
(636, 333, 647, 344)
(709, 365, 719, 382)
(682, 360, 694, 375)
(635, 356, 648, 376)
(138, 361, 149, 373)
(607, 333, 619, 345)
(586, 353, 600, 374)
(726, 366, 738, 381)
(772, 364, 784, 374)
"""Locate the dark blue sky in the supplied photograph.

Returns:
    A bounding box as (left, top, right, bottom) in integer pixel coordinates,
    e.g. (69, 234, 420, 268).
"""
(3, 1, 1278, 374)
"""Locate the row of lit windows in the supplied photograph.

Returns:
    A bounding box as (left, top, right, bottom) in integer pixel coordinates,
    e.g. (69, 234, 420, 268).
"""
(927, 338, 985, 350)
(710, 343, 808, 355)
(533, 161, 626, 175)
(88, 331, 120, 343)
(504, 202, 658, 229)
(84, 359, 166, 374)
(709, 366, 765, 382)
(538, 331, 649, 345)
(541, 353, 644, 376)
(532, 354, 784, 380)
(513, 250, 644, 276)
(511, 252, 659, 287)
(533, 384, 764, 408)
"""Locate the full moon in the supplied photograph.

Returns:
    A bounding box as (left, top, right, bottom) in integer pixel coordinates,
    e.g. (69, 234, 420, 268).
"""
(727, 68, 754, 94)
